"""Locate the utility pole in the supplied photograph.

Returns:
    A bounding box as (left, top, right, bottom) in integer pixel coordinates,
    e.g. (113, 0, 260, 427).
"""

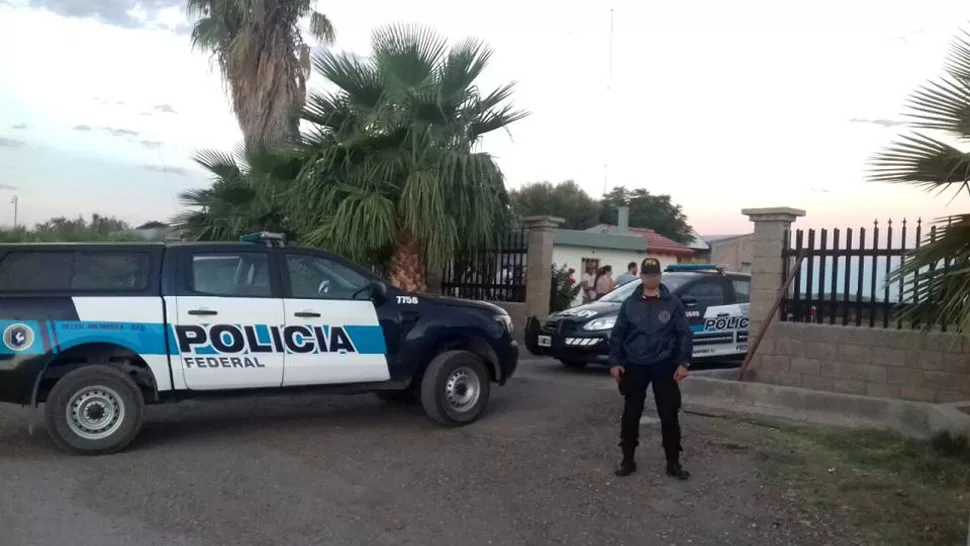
(603, 8, 615, 197)
(10, 195, 17, 229)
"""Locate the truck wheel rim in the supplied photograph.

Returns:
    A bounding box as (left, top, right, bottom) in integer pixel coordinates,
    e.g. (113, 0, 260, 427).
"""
(445, 367, 481, 412)
(65, 386, 125, 441)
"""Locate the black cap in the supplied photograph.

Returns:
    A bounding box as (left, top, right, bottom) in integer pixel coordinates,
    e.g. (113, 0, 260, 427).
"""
(641, 257, 661, 275)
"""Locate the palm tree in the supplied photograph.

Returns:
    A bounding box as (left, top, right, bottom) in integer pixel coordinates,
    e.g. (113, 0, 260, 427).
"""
(868, 27, 970, 331)
(173, 147, 302, 240)
(291, 23, 528, 292)
(186, 0, 335, 150)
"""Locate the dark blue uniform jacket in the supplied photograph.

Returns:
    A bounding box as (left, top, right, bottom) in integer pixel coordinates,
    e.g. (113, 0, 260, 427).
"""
(608, 283, 693, 369)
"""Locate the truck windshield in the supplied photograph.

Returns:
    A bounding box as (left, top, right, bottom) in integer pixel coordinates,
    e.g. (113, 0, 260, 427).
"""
(597, 274, 691, 302)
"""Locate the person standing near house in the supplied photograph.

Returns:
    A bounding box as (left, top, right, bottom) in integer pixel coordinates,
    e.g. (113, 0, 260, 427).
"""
(594, 265, 614, 299)
(608, 257, 692, 480)
(615, 262, 638, 286)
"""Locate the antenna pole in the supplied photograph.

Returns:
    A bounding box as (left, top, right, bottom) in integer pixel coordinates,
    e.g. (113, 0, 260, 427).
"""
(603, 8, 614, 197)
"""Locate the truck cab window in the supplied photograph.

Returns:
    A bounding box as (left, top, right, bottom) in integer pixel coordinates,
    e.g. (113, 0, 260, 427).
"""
(731, 278, 751, 303)
(680, 279, 727, 308)
(286, 254, 368, 299)
(190, 253, 270, 297)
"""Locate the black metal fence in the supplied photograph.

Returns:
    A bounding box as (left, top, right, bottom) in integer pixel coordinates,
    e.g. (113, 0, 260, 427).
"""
(781, 218, 945, 329)
(440, 230, 528, 302)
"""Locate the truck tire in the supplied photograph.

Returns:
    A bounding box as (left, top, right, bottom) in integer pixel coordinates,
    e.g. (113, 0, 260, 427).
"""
(420, 350, 491, 426)
(43, 364, 145, 455)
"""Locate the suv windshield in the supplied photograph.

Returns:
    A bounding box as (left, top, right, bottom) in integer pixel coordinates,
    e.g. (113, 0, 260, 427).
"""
(597, 273, 693, 302)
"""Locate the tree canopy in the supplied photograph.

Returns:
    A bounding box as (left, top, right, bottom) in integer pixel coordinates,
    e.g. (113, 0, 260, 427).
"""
(175, 23, 528, 292)
(509, 181, 694, 243)
(0, 214, 140, 242)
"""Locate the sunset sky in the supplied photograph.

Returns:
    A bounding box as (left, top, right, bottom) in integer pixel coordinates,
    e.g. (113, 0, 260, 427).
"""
(1, 0, 969, 236)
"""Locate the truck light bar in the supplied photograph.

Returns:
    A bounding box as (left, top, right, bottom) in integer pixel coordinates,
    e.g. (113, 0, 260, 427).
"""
(240, 231, 287, 248)
(664, 263, 725, 274)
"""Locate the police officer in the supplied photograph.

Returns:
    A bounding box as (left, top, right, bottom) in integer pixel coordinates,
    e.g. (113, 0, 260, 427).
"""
(608, 257, 693, 479)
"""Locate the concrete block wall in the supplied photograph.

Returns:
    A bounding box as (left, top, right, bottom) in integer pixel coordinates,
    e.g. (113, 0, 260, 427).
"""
(749, 318, 970, 404)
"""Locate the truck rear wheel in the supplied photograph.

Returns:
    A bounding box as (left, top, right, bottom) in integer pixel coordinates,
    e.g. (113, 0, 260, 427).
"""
(43, 364, 145, 455)
(420, 350, 491, 426)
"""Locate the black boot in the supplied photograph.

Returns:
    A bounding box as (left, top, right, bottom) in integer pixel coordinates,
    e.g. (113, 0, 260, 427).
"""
(665, 461, 690, 481)
(615, 458, 637, 477)
(615, 447, 637, 477)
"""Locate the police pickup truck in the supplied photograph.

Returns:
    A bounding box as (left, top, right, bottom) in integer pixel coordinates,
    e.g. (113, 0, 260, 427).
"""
(0, 232, 518, 455)
(525, 264, 750, 368)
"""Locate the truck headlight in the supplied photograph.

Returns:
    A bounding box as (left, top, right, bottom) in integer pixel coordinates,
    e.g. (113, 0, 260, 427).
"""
(494, 314, 513, 333)
(583, 316, 616, 331)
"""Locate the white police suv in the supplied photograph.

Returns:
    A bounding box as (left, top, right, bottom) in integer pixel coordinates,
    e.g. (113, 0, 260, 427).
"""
(525, 264, 750, 368)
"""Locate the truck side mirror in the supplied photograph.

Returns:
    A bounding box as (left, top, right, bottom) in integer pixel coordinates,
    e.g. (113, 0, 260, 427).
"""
(368, 280, 388, 306)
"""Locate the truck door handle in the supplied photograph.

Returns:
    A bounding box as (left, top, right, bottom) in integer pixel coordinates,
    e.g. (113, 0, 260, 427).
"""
(716, 313, 730, 317)
(294, 311, 321, 318)
(188, 309, 218, 316)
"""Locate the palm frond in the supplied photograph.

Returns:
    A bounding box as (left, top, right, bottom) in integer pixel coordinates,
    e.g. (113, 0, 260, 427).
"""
(866, 132, 970, 200)
(308, 11, 335, 44)
(903, 76, 970, 135)
(888, 214, 970, 331)
(944, 29, 970, 81)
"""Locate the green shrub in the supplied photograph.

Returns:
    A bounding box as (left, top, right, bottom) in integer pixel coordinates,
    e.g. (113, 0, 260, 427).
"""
(550, 263, 581, 312)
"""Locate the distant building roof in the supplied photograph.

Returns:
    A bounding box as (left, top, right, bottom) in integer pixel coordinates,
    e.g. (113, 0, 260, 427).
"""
(553, 229, 648, 252)
(586, 224, 695, 257)
(686, 230, 710, 251)
(700, 234, 750, 243)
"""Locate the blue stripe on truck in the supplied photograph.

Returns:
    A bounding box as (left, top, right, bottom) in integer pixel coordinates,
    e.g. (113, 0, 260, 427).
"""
(12, 320, 390, 357)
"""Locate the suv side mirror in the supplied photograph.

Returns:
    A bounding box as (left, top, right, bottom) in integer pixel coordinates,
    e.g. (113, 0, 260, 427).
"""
(368, 280, 388, 306)
(680, 295, 698, 307)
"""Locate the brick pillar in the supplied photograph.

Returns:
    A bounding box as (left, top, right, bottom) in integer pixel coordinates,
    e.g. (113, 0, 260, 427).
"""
(522, 215, 564, 319)
(742, 207, 806, 337)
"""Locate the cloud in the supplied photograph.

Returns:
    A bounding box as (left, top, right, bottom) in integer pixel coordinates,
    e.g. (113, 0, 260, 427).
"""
(104, 127, 139, 137)
(11, 123, 27, 130)
(73, 124, 93, 131)
(139, 140, 163, 149)
(143, 164, 188, 177)
(848, 117, 907, 128)
(153, 103, 177, 114)
(26, 0, 182, 30)
(0, 138, 26, 148)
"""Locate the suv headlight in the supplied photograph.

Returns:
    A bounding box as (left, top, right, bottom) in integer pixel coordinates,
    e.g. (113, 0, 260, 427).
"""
(583, 316, 616, 331)
(494, 314, 513, 333)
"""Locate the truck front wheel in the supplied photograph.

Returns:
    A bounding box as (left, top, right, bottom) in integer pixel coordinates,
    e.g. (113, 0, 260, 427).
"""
(43, 364, 145, 455)
(420, 350, 491, 426)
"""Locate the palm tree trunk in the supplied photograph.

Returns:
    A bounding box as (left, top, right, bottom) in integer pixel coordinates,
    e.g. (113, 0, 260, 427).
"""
(388, 228, 428, 293)
(229, 27, 302, 151)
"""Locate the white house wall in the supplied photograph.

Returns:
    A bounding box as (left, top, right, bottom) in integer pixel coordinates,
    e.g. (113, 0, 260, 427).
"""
(551, 246, 678, 307)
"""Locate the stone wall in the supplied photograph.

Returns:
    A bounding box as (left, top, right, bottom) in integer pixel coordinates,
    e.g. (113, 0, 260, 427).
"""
(709, 234, 753, 273)
(749, 306, 970, 404)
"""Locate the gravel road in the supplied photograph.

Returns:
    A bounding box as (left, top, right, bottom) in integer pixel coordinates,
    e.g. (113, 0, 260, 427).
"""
(0, 360, 859, 546)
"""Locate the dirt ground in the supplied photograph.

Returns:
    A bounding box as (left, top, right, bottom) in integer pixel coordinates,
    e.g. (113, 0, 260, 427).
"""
(0, 359, 966, 546)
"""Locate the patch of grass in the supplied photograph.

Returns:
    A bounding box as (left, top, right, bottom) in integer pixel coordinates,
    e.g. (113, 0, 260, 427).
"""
(732, 422, 970, 546)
